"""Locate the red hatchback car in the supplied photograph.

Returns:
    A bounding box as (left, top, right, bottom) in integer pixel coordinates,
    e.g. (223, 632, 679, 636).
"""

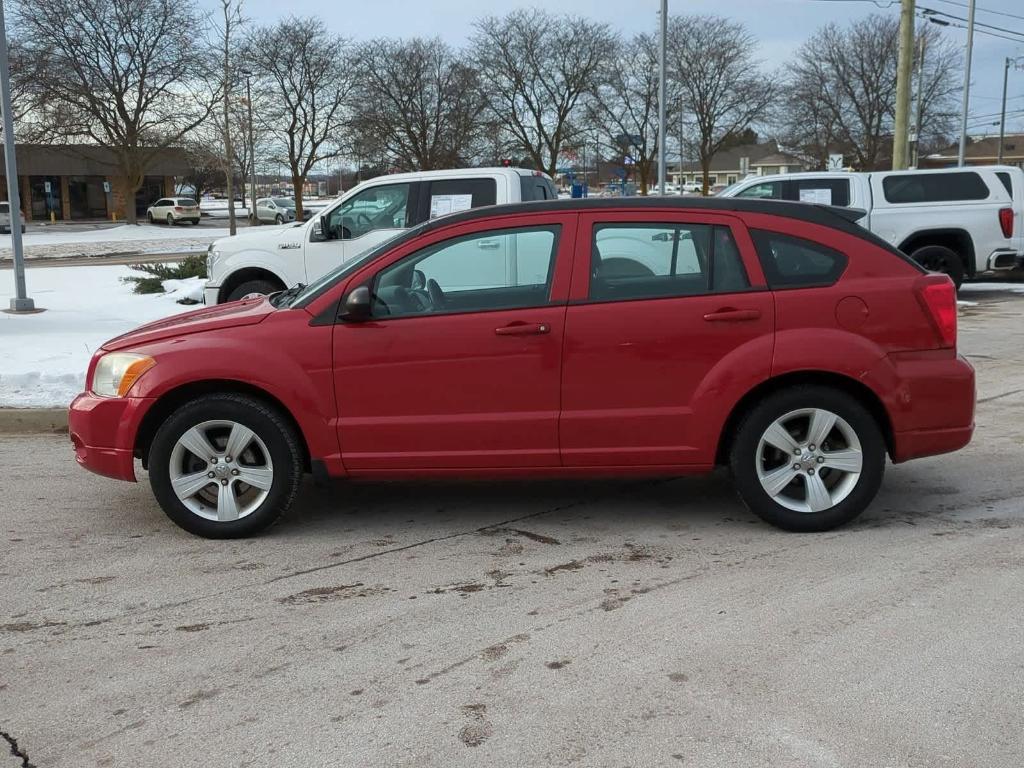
(69, 198, 975, 538)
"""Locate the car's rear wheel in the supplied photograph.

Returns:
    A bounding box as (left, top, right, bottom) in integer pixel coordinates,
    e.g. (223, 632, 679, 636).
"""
(225, 279, 281, 302)
(729, 386, 885, 532)
(911, 245, 964, 290)
(148, 394, 303, 538)
(166, 213, 175, 226)
(147, 211, 154, 224)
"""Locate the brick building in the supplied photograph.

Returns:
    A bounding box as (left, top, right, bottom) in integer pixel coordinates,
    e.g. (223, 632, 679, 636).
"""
(0, 144, 191, 222)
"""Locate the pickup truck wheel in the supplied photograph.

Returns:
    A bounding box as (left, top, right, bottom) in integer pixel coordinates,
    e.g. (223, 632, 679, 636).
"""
(910, 245, 964, 290)
(148, 394, 303, 538)
(225, 279, 281, 302)
(729, 386, 885, 532)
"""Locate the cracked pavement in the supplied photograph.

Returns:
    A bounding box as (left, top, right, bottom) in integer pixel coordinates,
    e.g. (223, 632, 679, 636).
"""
(2, 289, 1024, 767)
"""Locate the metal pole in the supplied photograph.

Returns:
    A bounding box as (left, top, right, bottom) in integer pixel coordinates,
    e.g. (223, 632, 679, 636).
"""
(892, 0, 915, 169)
(246, 75, 256, 224)
(0, 0, 33, 312)
(912, 33, 927, 168)
(957, 0, 976, 167)
(679, 101, 684, 194)
(657, 0, 667, 196)
(998, 57, 1010, 165)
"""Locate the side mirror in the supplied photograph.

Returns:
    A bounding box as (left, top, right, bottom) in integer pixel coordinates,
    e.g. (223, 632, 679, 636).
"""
(311, 214, 327, 242)
(340, 285, 372, 321)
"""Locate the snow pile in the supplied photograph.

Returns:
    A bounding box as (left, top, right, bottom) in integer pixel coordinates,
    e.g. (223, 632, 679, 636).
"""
(0, 265, 198, 407)
(0, 224, 231, 261)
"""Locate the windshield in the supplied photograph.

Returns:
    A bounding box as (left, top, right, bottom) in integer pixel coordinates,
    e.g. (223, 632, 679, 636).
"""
(288, 229, 412, 309)
(273, 198, 295, 207)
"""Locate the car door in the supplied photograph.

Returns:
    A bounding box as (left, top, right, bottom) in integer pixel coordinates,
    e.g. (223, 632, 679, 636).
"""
(151, 198, 168, 218)
(305, 182, 417, 285)
(560, 211, 774, 467)
(331, 213, 575, 471)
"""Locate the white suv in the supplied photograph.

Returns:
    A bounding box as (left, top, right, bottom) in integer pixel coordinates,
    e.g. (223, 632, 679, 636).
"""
(147, 197, 201, 226)
(205, 167, 558, 304)
(719, 166, 1023, 287)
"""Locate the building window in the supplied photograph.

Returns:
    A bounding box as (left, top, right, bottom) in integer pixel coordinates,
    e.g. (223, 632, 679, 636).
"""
(727, 175, 737, 185)
(68, 176, 109, 219)
(28, 176, 61, 219)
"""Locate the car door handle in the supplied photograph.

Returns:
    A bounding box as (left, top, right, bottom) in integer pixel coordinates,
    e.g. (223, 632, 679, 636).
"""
(495, 322, 550, 336)
(703, 308, 761, 322)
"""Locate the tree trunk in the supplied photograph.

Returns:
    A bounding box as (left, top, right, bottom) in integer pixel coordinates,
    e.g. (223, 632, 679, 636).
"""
(292, 172, 305, 220)
(701, 155, 712, 197)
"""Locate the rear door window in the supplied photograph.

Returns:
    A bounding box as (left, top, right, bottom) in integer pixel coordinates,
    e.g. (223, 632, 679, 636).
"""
(751, 229, 848, 288)
(996, 172, 1013, 196)
(882, 172, 989, 203)
(793, 179, 851, 207)
(426, 178, 497, 220)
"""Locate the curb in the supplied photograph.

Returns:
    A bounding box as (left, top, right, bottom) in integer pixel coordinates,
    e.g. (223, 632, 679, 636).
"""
(0, 408, 69, 434)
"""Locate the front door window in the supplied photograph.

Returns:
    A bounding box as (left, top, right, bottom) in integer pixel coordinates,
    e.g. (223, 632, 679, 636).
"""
(323, 184, 410, 241)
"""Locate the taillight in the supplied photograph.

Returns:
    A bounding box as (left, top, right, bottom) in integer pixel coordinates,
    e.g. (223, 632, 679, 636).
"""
(915, 274, 957, 349)
(174, 206, 184, 212)
(998, 207, 1013, 238)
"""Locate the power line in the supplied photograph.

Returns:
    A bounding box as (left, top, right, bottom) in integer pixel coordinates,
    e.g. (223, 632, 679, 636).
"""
(928, 0, 1024, 24)
(919, 6, 1024, 40)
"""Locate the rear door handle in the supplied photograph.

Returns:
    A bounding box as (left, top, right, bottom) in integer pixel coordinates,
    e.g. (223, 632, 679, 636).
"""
(703, 308, 762, 322)
(495, 322, 550, 336)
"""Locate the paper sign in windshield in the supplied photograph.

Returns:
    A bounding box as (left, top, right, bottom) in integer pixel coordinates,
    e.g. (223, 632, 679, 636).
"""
(430, 194, 474, 219)
(799, 188, 833, 205)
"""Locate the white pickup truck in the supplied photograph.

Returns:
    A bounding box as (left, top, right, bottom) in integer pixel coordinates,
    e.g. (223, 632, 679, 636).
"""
(204, 167, 558, 305)
(718, 166, 1024, 287)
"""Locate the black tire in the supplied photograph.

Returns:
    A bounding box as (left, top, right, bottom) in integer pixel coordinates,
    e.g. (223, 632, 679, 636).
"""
(166, 213, 175, 226)
(275, 214, 284, 225)
(225, 279, 282, 302)
(729, 386, 886, 532)
(147, 212, 154, 224)
(191, 219, 200, 225)
(148, 394, 303, 538)
(910, 245, 965, 290)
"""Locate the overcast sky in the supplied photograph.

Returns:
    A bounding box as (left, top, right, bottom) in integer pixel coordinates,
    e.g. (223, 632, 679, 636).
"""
(217, 0, 1024, 134)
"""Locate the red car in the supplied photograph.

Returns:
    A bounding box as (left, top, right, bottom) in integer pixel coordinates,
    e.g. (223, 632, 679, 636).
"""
(69, 198, 975, 538)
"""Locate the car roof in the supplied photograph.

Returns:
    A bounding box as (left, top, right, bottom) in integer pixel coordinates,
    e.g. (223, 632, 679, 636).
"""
(349, 167, 553, 187)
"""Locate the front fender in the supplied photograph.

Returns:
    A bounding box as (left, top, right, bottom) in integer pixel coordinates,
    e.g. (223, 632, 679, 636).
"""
(127, 311, 341, 471)
(210, 248, 303, 289)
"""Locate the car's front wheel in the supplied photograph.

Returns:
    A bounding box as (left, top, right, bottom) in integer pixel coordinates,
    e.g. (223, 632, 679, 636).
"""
(166, 213, 175, 226)
(275, 214, 283, 225)
(147, 211, 154, 224)
(729, 386, 885, 532)
(148, 394, 303, 538)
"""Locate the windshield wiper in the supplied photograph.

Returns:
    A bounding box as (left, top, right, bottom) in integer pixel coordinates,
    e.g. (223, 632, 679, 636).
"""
(271, 283, 306, 308)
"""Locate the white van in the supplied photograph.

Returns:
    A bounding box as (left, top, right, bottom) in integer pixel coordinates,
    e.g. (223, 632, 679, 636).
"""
(719, 166, 1024, 286)
(204, 167, 558, 304)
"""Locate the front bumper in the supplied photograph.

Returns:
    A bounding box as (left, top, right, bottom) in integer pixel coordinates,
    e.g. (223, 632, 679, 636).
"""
(203, 285, 220, 305)
(68, 392, 154, 481)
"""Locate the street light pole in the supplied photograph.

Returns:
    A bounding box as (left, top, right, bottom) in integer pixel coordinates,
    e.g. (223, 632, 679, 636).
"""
(657, 0, 668, 196)
(0, 0, 33, 312)
(956, 0, 977, 167)
(998, 57, 1010, 165)
(245, 75, 257, 224)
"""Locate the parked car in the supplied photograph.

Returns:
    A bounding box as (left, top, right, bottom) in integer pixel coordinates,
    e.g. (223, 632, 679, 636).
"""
(147, 197, 201, 226)
(718, 166, 1024, 287)
(0, 201, 25, 233)
(254, 197, 310, 225)
(69, 196, 974, 539)
(204, 167, 559, 304)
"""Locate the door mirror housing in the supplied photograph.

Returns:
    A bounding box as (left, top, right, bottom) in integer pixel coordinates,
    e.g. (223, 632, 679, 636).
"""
(340, 285, 372, 321)
(311, 214, 328, 242)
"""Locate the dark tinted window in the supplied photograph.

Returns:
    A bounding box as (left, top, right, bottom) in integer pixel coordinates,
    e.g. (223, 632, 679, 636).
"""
(794, 179, 850, 207)
(751, 230, 847, 288)
(427, 178, 496, 218)
(997, 172, 1013, 196)
(882, 172, 989, 203)
(519, 175, 557, 201)
(590, 223, 748, 301)
(177, 198, 198, 206)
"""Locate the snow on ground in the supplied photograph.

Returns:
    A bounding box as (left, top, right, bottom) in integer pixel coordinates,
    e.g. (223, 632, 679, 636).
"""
(0, 264, 201, 408)
(0, 224, 230, 261)
(960, 281, 1024, 294)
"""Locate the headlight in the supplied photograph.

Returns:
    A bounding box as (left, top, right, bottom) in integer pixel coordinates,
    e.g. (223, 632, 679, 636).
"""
(91, 353, 156, 398)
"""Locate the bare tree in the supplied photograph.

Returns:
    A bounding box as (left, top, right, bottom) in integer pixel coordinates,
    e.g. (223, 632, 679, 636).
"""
(782, 15, 959, 170)
(669, 15, 776, 195)
(247, 18, 350, 218)
(211, 0, 246, 234)
(587, 33, 672, 195)
(348, 38, 486, 171)
(472, 9, 616, 177)
(12, 0, 213, 223)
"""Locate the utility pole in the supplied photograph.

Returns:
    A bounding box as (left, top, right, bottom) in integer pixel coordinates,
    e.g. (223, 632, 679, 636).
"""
(957, 0, 977, 167)
(657, 0, 667, 195)
(892, 0, 915, 169)
(679, 103, 684, 195)
(0, 0, 33, 312)
(911, 33, 927, 168)
(998, 57, 1010, 165)
(245, 74, 257, 224)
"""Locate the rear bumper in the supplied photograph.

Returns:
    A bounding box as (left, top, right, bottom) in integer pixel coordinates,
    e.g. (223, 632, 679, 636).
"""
(68, 392, 154, 481)
(884, 352, 976, 463)
(987, 250, 1018, 271)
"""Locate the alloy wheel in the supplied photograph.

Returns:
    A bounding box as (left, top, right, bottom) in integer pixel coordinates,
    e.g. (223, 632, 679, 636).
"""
(755, 408, 863, 513)
(168, 420, 274, 522)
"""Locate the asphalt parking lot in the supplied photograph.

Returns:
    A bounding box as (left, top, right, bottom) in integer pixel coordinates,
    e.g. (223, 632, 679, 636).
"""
(2, 288, 1023, 767)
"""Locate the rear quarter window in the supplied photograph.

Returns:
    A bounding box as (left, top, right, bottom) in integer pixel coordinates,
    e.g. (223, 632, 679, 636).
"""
(882, 172, 989, 203)
(751, 229, 848, 289)
(519, 175, 557, 201)
(996, 172, 1013, 196)
(794, 179, 850, 207)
